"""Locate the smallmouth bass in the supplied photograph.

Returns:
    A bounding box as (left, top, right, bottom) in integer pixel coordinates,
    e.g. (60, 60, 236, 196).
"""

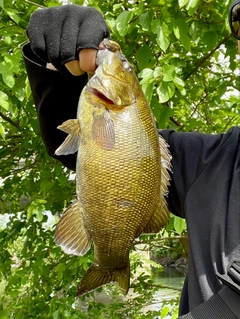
(55, 39, 171, 296)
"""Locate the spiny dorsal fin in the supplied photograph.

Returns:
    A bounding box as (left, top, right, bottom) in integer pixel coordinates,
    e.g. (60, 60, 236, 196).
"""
(159, 134, 172, 197)
(143, 135, 172, 234)
(54, 200, 92, 256)
(55, 119, 81, 155)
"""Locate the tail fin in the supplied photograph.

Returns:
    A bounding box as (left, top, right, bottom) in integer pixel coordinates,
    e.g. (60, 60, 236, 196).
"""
(77, 261, 130, 296)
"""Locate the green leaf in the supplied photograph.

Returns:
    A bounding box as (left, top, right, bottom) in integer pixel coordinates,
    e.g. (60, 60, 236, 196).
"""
(0, 63, 15, 88)
(0, 91, 9, 110)
(153, 67, 163, 79)
(162, 65, 175, 82)
(136, 45, 153, 70)
(4, 74, 15, 88)
(139, 11, 153, 31)
(4, 36, 12, 45)
(202, 31, 218, 51)
(0, 123, 5, 139)
(174, 216, 186, 234)
(151, 19, 159, 34)
(187, 0, 200, 15)
(4, 50, 21, 73)
(3, 8, 20, 24)
(171, 306, 180, 319)
(55, 263, 66, 273)
(27, 199, 47, 222)
(173, 76, 185, 88)
(157, 82, 175, 103)
(116, 11, 133, 36)
(25, 78, 32, 100)
(173, 18, 191, 51)
(113, 4, 122, 11)
(36, 209, 44, 222)
(55, 263, 66, 281)
(165, 215, 175, 232)
(161, 305, 170, 317)
(153, 101, 174, 128)
(141, 82, 154, 104)
(173, 76, 186, 95)
(53, 309, 60, 319)
(156, 21, 170, 52)
(138, 68, 154, 83)
(178, 0, 188, 8)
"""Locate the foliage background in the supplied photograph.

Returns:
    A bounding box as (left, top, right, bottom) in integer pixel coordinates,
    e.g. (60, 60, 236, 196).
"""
(0, 0, 239, 318)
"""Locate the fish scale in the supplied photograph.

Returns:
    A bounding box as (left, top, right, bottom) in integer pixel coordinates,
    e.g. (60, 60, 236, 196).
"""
(54, 39, 171, 296)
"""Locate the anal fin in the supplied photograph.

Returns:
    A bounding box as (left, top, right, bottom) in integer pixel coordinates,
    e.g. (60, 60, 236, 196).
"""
(54, 200, 92, 256)
(143, 199, 170, 234)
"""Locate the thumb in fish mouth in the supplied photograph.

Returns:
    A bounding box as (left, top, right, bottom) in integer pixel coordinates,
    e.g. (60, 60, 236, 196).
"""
(65, 49, 98, 76)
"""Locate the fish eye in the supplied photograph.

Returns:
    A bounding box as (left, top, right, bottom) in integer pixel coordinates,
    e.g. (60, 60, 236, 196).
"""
(122, 61, 132, 71)
(121, 59, 133, 72)
(118, 53, 133, 71)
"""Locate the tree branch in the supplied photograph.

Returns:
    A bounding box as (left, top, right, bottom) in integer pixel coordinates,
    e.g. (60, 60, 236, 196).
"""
(134, 235, 188, 246)
(170, 116, 184, 130)
(0, 111, 19, 129)
(143, 284, 182, 292)
(223, 116, 237, 132)
(184, 35, 231, 81)
(22, 0, 46, 8)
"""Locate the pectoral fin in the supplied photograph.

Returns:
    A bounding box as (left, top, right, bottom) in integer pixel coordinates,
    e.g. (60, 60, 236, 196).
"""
(55, 119, 81, 155)
(92, 111, 115, 150)
(54, 200, 92, 256)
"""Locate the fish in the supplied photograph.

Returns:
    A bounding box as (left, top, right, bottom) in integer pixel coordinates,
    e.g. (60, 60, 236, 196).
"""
(54, 39, 171, 297)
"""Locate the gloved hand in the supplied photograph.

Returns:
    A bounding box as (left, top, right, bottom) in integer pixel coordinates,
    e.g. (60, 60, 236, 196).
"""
(27, 5, 110, 74)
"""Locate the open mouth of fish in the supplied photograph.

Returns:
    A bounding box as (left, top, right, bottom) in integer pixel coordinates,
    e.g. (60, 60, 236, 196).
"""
(87, 73, 116, 106)
(90, 87, 115, 105)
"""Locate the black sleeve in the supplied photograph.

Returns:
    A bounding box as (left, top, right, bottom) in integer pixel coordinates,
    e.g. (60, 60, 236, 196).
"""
(178, 285, 240, 318)
(159, 128, 237, 218)
(22, 43, 88, 171)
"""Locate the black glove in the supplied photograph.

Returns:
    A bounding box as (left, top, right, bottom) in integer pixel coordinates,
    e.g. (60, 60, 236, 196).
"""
(27, 5, 110, 73)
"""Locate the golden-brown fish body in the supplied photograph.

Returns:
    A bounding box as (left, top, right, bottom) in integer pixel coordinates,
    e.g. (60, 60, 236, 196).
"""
(55, 39, 171, 296)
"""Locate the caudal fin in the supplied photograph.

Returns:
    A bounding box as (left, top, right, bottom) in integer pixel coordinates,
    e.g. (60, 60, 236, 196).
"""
(77, 261, 130, 296)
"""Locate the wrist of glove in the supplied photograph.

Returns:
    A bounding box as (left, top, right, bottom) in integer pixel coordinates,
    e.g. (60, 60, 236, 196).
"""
(27, 5, 110, 74)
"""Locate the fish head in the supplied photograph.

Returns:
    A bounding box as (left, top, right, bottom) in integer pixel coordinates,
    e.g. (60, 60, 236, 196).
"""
(86, 39, 138, 110)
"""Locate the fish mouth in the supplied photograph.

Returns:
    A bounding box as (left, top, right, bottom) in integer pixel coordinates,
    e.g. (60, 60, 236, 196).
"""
(89, 87, 115, 105)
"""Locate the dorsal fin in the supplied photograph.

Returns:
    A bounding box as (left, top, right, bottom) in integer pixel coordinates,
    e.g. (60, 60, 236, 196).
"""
(143, 136, 172, 234)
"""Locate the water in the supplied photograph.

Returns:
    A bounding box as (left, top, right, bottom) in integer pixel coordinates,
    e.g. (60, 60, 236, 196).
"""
(155, 266, 186, 294)
(144, 267, 185, 316)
